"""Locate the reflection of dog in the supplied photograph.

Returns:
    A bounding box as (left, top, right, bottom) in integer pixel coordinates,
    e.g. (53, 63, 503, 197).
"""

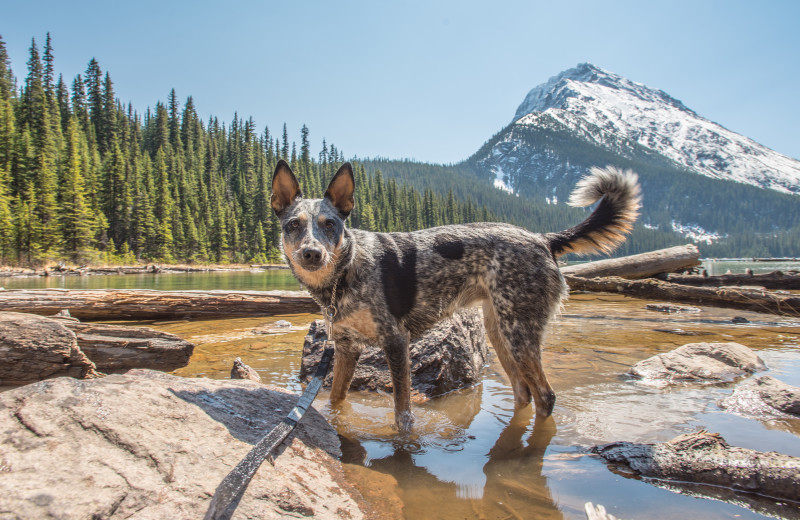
(271, 160, 640, 430)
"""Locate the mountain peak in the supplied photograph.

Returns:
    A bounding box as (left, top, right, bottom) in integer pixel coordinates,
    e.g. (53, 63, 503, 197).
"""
(505, 64, 800, 195)
(513, 63, 691, 124)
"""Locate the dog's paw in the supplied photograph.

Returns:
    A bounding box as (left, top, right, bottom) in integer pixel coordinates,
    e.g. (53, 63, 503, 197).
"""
(395, 410, 415, 432)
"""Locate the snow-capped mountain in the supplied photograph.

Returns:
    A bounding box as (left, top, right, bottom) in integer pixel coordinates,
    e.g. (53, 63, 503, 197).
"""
(486, 63, 800, 195)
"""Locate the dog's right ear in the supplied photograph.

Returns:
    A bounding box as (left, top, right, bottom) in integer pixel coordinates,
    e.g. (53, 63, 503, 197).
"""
(271, 160, 303, 215)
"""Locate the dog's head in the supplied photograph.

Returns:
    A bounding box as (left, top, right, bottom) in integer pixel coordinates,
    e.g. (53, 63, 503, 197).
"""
(271, 160, 354, 288)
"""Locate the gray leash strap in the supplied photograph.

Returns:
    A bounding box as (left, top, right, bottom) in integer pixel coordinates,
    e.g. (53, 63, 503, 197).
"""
(203, 344, 335, 520)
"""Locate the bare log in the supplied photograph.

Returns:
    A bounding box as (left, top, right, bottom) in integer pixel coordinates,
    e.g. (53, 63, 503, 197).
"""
(0, 289, 318, 320)
(60, 321, 194, 371)
(665, 271, 800, 290)
(565, 275, 800, 317)
(561, 244, 701, 279)
(593, 431, 800, 504)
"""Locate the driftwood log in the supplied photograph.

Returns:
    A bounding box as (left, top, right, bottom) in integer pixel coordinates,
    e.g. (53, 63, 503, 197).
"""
(565, 275, 800, 317)
(561, 244, 701, 279)
(593, 431, 800, 504)
(0, 289, 318, 320)
(665, 271, 800, 290)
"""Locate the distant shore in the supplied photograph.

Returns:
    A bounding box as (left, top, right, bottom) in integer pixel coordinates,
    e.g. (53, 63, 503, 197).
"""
(0, 263, 290, 278)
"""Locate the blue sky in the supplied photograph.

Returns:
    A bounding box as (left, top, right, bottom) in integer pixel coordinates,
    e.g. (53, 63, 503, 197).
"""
(3, 0, 798, 163)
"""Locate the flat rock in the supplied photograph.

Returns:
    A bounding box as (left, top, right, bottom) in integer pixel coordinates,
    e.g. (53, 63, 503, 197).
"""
(629, 342, 766, 385)
(720, 375, 800, 418)
(0, 369, 378, 519)
(0, 311, 98, 385)
(300, 308, 489, 399)
(593, 431, 800, 505)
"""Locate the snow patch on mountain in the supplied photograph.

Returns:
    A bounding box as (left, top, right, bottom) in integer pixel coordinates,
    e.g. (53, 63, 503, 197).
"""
(513, 63, 800, 195)
(671, 221, 726, 244)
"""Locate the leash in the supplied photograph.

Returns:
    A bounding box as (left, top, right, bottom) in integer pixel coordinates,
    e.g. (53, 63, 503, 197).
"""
(203, 279, 339, 520)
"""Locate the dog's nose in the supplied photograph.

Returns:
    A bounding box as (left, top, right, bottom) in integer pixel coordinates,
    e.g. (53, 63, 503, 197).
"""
(302, 248, 322, 263)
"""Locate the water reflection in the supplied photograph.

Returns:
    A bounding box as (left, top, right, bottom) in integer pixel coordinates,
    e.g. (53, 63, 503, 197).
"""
(340, 406, 562, 520)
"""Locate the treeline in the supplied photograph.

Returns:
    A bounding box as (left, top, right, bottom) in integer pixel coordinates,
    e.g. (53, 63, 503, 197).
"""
(465, 115, 800, 257)
(0, 34, 497, 266)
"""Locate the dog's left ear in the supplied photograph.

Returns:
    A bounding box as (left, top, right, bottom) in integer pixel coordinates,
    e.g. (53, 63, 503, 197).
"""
(324, 162, 355, 218)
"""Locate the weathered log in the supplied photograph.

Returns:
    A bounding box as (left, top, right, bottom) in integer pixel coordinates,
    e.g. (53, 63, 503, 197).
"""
(60, 321, 195, 372)
(0, 289, 318, 320)
(593, 431, 800, 503)
(561, 244, 701, 279)
(565, 275, 800, 317)
(0, 311, 99, 385)
(665, 271, 800, 290)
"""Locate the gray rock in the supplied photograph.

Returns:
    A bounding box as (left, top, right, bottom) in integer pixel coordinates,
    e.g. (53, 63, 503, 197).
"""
(593, 431, 800, 505)
(0, 369, 374, 519)
(231, 357, 262, 382)
(629, 342, 766, 385)
(300, 308, 489, 398)
(0, 311, 98, 385)
(720, 375, 800, 418)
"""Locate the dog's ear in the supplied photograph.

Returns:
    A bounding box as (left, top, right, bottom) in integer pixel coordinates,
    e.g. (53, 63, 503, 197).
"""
(271, 160, 302, 215)
(324, 162, 355, 218)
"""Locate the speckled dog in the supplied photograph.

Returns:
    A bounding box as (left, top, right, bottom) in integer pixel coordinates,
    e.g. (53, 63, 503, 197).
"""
(271, 160, 641, 430)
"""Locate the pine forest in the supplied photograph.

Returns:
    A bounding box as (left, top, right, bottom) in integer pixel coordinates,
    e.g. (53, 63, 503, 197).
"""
(0, 34, 499, 267)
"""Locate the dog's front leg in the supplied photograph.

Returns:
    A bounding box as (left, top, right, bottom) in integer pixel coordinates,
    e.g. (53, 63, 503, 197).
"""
(381, 332, 414, 431)
(330, 333, 362, 403)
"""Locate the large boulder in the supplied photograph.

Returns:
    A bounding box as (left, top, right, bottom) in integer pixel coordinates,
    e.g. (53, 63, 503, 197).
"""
(629, 342, 766, 385)
(720, 375, 800, 418)
(0, 369, 382, 519)
(300, 308, 489, 399)
(593, 431, 800, 504)
(0, 311, 98, 385)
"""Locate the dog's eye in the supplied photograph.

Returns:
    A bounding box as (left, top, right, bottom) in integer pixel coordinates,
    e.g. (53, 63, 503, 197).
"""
(287, 219, 300, 231)
(324, 220, 335, 230)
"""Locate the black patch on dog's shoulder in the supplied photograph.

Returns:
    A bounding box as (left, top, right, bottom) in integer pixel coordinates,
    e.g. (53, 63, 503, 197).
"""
(377, 234, 417, 320)
(433, 235, 465, 260)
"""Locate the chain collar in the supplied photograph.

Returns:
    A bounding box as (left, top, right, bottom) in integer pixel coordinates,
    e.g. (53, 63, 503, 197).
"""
(305, 276, 339, 339)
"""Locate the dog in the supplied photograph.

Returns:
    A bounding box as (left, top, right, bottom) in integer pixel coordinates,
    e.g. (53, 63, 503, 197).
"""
(271, 160, 641, 430)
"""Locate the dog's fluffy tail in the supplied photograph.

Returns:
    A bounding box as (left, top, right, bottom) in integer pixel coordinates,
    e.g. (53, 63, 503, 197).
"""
(546, 166, 642, 258)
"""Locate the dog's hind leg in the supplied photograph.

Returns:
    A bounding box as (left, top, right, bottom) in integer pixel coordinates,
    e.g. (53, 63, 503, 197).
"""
(489, 302, 557, 418)
(482, 301, 532, 408)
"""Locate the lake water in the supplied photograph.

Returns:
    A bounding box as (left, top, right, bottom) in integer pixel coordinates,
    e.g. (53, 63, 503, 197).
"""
(27, 267, 796, 519)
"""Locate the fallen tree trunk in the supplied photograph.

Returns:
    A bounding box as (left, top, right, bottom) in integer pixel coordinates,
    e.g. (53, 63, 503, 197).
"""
(665, 271, 800, 290)
(565, 275, 800, 317)
(61, 321, 195, 371)
(593, 431, 800, 505)
(560, 244, 701, 279)
(0, 289, 318, 320)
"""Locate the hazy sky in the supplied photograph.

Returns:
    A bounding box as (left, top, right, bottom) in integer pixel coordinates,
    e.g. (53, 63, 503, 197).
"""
(3, 0, 798, 163)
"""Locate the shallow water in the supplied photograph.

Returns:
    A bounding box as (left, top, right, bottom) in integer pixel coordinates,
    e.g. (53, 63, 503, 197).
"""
(133, 291, 800, 519)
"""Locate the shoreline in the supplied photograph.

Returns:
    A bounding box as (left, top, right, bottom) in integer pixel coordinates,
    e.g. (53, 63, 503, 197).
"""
(0, 263, 290, 278)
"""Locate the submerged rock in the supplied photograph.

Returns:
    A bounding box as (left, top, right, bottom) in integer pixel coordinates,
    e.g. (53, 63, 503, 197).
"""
(300, 308, 489, 399)
(720, 375, 800, 418)
(0, 311, 99, 385)
(0, 369, 375, 519)
(593, 431, 800, 504)
(231, 356, 262, 382)
(629, 342, 766, 385)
